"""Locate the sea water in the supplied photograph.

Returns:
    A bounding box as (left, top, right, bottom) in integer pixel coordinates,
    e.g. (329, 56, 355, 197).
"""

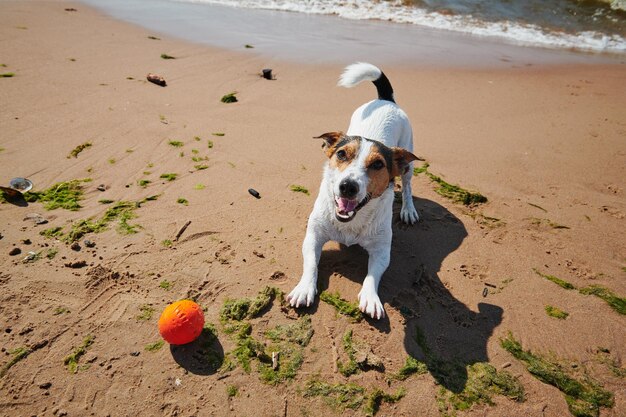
(81, 0, 625, 66)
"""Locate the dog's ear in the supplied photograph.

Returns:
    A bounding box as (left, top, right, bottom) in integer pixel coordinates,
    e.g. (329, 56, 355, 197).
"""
(390, 147, 420, 177)
(314, 132, 344, 157)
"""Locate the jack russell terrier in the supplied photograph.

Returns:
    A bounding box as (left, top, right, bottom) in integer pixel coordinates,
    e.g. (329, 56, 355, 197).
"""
(287, 62, 420, 320)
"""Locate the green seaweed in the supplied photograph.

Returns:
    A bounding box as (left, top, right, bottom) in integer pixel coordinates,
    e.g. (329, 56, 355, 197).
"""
(40, 226, 64, 239)
(159, 280, 172, 290)
(24, 179, 89, 211)
(162, 239, 173, 247)
(364, 388, 406, 417)
(160, 173, 178, 181)
(413, 162, 486, 205)
(63, 335, 94, 374)
(145, 341, 164, 352)
(68, 142, 92, 158)
(207, 140, 214, 149)
(230, 323, 269, 373)
(177, 197, 189, 205)
(212, 132, 225, 137)
(160, 53, 176, 59)
(194, 164, 208, 170)
(545, 305, 569, 319)
(0, 347, 31, 378)
(220, 286, 282, 322)
(221, 92, 238, 103)
(138, 179, 151, 188)
(227, 385, 239, 397)
(168, 140, 184, 147)
(289, 184, 310, 196)
(54, 306, 70, 315)
(61, 200, 140, 242)
(319, 291, 362, 321)
(302, 380, 366, 411)
(136, 304, 154, 321)
(258, 343, 304, 385)
(194, 184, 205, 190)
(337, 329, 359, 377)
(265, 316, 313, 346)
(46, 248, 58, 259)
(501, 332, 613, 417)
(1, 72, 15, 78)
(148, 36, 160, 40)
(579, 285, 626, 315)
(533, 268, 576, 290)
(438, 363, 525, 414)
(392, 356, 429, 380)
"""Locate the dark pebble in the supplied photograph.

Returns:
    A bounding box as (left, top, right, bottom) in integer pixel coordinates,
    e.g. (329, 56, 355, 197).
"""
(130, 351, 140, 357)
(39, 382, 52, 389)
(64, 260, 87, 268)
(22, 239, 32, 245)
(248, 188, 261, 199)
(96, 184, 107, 192)
(9, 247, 21, 256)
(482, 287, 489, 297)
(84, 239, 95, 248)
(70, 242, 81, 251)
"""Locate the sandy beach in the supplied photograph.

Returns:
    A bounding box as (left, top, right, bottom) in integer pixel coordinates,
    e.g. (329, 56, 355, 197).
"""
(1, 1, 625, 416)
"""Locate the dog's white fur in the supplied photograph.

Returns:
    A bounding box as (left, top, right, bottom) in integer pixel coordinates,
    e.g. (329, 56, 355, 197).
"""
(287, 62, 418, 319)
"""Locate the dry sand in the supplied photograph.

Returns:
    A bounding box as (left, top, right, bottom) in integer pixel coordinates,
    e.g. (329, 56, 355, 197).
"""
(0, 1, 625, 416)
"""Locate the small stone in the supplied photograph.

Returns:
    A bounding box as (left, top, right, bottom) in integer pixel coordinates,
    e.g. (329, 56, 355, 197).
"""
(64, 260, 87, 268)
(9, 247, 21, 256)
(130, 351, 140, 357)
(39, 382, 52, 389)
(501, 362, 512, 369)
(70, 242, 81, 251)
(96, 184, 107, 192)
(22, 239, 31, 244)
(84, 240, 96, 248)
(270, 271, 286, 280)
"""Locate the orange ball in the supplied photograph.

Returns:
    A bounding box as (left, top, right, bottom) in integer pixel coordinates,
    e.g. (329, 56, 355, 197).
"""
(158, 300, 205, 345)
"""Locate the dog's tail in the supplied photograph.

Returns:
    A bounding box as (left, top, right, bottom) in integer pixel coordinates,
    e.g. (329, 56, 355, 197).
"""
(337, 62, 395, 103)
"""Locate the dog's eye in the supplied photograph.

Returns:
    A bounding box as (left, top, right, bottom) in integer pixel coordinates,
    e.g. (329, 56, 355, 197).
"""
(336, 149, 347, 161)
(369, 160, 385, 170)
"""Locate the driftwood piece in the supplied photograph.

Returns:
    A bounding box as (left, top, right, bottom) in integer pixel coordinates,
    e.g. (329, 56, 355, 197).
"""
(174, 220, 192, 242)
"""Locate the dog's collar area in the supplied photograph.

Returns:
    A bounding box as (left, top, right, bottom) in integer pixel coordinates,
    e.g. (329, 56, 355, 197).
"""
(334, 193, 372, 223)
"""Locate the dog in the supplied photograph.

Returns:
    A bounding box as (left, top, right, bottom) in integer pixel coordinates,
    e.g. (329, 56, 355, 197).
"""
(286, 62, 420, 320)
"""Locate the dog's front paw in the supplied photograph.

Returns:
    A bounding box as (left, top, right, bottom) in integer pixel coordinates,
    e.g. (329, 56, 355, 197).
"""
(287, 281, 317, 308)
(400, 204, 419, 224)
(358, 289, 385, 320)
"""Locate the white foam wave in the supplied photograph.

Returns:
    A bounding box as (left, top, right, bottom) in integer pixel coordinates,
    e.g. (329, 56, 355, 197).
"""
(174, 0, 626, 53)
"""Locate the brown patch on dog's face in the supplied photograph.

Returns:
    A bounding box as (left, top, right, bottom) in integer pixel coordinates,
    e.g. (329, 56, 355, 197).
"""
(329, 139, 361, 171)
(364, 145, 393, 198)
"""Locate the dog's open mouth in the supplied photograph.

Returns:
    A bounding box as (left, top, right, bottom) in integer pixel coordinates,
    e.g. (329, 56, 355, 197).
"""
(334, 193, 371, 222)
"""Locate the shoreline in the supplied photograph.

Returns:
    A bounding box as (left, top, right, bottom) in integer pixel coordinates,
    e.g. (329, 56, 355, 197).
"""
(80, 0, 626, 69)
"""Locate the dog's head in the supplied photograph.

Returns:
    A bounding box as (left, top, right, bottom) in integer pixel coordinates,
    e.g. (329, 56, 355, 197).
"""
(316, 131, 418, 223)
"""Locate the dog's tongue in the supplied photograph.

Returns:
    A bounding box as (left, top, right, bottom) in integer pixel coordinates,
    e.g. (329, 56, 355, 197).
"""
(338, 197, 358, 213)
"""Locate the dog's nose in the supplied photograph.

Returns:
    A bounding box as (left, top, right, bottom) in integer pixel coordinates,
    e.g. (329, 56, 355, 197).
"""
(339, 179, 359, 199)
